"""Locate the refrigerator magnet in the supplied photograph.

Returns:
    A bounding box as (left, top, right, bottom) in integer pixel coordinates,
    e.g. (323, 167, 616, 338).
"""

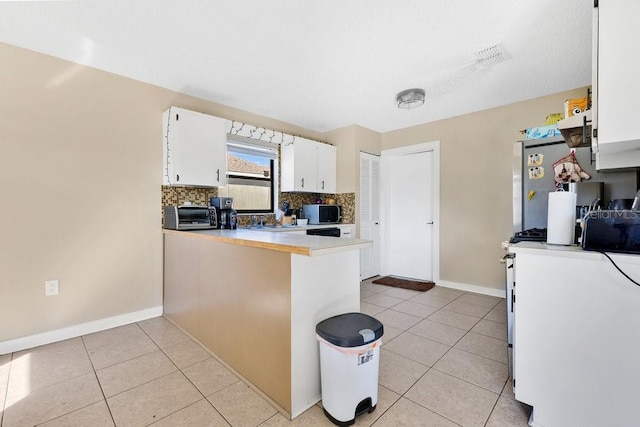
(528, 166, 544, 180)
(527, 153, 544, 166)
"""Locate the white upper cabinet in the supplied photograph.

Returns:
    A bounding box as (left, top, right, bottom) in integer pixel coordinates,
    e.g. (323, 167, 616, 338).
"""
(281, 137, 317, 192)
(281, 138, 336, 193)
(163, 106, 227, 187)
(316, 142, 337, 193)
(593, 0, 640, 157)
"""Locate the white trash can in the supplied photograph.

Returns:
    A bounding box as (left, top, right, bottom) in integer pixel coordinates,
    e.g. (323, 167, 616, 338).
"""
(316, 312, 384, 426)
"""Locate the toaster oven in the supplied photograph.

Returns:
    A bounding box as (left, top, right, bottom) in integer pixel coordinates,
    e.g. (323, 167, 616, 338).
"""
(163, 205, 217, 230)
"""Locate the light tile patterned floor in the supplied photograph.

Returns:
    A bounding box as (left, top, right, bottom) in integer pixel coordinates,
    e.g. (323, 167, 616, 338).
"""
(0, 279, 531, 426)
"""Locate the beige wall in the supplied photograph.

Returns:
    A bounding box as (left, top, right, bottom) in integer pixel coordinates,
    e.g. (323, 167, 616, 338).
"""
(325, 125, 381, 238)
(0, 42, 324, 343)
(381, 87, 589, 290)
(325, 126, 357, 193)
(326, 125, 381, 194)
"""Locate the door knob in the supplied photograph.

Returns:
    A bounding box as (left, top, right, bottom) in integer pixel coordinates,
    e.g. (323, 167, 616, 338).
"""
(427, 221, 434, 225)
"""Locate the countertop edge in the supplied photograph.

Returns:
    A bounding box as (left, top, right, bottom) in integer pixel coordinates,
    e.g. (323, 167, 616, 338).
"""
(162, 229, 371, 256)
(509, 241, 640, 264)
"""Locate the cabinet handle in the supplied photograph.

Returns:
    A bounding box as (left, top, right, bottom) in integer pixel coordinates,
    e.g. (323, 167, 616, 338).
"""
(321, 180, 325, 190)
(176, 174, 180, 182)
(301, 178, 304, 188)
(217, 169, 220, 182)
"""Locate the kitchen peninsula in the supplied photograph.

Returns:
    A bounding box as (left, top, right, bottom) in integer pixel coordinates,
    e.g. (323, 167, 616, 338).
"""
(163, 229, 371, 419)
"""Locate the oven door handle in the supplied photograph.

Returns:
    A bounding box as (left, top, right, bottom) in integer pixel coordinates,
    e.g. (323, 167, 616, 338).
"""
(500, 253, 515, 264)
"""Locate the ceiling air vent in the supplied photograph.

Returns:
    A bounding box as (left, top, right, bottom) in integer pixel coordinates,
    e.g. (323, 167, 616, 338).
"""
(475, 45, 507, 67)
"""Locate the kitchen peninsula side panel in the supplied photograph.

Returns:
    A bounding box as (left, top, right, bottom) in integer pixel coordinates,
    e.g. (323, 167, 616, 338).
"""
(163, 233, 292, 414)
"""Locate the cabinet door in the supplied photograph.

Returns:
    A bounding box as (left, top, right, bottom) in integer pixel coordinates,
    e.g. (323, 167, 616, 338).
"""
(595, 0, 640, 154)
(163, 107, 227, 186)
(281, 138, 317, 192)
(209, 115, 227, 186)
(316, 143, 337, 193)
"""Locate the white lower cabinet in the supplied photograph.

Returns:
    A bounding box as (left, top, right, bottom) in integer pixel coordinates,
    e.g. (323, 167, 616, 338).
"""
(511, 243, 640, 427)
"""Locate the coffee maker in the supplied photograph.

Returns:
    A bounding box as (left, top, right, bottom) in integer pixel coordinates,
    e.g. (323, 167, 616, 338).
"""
(210, 197, 237, 229)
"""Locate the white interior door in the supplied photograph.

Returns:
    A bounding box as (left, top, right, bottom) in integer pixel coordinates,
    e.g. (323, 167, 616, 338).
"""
(359, 152, 380, 279)
(388, 151, 434, 281)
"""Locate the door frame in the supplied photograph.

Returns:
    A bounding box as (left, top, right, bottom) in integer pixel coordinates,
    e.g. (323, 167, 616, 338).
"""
(359, 151, 381, 280)
(380, 141, 440, 282)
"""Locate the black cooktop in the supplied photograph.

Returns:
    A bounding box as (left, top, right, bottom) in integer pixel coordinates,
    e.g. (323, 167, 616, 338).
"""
(510, 228, 547, 243)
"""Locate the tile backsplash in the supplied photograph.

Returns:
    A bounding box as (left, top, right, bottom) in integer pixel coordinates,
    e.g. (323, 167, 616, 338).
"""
(161, 186, 355, 225)
(277, 192, 355, 224)
(161, 186, 218, 207)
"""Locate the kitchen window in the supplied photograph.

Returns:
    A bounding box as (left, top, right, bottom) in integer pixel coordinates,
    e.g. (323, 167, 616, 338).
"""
(218, 136, 278, 213)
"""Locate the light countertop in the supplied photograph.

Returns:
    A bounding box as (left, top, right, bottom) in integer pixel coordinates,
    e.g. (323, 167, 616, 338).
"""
(163, 228, 370, 256)
(509, 241, 640, 263)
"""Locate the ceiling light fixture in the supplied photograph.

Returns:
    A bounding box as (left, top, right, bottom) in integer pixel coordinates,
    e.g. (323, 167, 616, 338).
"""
(396, 88, 425, 109)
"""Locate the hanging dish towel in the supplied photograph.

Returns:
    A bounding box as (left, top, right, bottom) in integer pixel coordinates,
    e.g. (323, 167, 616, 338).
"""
(552, 152, 591, 183)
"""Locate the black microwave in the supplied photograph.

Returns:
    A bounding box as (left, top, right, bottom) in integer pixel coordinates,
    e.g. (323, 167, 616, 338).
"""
(302, 204, 342, 224)
(582, 210, 640, 254)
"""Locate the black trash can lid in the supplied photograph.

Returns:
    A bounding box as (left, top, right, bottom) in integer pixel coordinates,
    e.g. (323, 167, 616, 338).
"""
(316, 312, 384, 347)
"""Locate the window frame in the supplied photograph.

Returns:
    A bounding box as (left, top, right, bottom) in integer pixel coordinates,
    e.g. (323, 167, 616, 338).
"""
(225, 159, 275, 214)
(224, 135, 279, 215)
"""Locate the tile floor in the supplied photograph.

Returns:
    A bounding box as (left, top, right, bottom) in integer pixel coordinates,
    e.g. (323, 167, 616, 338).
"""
(0, 279, 531, 426)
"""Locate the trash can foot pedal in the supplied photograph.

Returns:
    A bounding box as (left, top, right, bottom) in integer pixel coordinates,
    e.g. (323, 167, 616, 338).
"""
(355, 397, 373, 417)
(323, 408, 355, 426)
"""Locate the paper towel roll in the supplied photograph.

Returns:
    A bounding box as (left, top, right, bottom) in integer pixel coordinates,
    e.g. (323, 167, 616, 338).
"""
(547, 191, 577, 245)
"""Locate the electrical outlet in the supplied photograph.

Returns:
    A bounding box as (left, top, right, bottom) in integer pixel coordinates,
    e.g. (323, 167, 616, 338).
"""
(45, 279, 59, 296)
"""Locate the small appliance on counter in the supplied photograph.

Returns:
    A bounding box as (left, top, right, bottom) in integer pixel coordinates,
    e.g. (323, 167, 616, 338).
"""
(210, 197, 237, 229)
(163, 205, 217, 230)
(582, 210, 640, 254)
(306, 227, 341, 237)
(302, 204, 342, 225)
(509, 228, 547, 243)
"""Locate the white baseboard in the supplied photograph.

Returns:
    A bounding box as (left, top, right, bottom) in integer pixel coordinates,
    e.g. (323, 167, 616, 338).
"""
(0, 305, 163, 355)
(437, 280, 506, 298)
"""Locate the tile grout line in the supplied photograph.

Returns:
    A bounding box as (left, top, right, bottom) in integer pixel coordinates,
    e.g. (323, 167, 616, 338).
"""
(137, 319, 234, 426)
(30, 336, 120, 426)
(80, 334, 117, 427)
(136, 322, 213, 426)
(90, 324, 199, 425)
(483, 381, 508, 427)
(361, 282, 507, 425)
(0, 353, 16, 427)
(385, 331, 506, 398)
(369, 284, 508, 425)
(396, 367, 464, 427)
(9, 286, 503, 426)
